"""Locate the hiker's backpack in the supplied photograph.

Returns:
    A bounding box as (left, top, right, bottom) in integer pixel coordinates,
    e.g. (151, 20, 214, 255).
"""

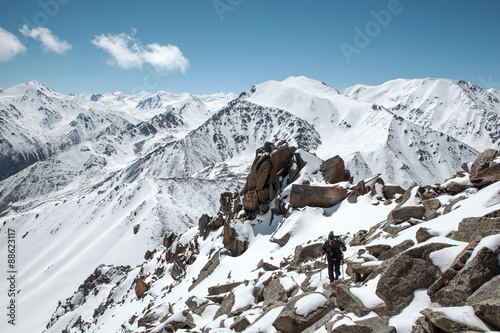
(331, 236, 344, 259)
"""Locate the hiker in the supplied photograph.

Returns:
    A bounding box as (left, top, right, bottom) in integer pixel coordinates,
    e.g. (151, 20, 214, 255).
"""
(322, 231, 346, 282)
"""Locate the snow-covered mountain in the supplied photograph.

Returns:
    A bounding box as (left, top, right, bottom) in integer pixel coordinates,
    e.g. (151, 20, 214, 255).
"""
(0, 76, 499, 333)
(342, 78, 500, 152)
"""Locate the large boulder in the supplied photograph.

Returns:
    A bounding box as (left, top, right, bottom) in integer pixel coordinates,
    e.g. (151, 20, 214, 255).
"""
(273, 292, 334, 333)
(387, 185, 425, 224)
(423, 198, 441, 221)
(376, 252, 441, 315)
(290, 184, 348, 208)
(213, 291, 235, 319)
(466, 275, 500, 330)
(430, 244, 500, 306)
(470, 149, 499, 185)
(321, 155, 350, 184)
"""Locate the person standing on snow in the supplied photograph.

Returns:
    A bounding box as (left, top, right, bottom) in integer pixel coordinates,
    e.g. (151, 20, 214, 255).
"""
(322, 231, 346, 282)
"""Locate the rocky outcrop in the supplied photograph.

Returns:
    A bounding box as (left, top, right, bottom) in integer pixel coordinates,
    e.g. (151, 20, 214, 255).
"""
(135, 279, 147, 298)
(469, 149, 500, 186)
(290, 184, 348, 208)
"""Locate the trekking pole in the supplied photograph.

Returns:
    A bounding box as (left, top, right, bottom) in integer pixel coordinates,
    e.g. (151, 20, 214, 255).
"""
(342, 258, 344, 281)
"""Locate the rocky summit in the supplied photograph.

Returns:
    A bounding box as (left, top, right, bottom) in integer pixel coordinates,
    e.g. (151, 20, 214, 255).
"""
(42, 143, 500, 333)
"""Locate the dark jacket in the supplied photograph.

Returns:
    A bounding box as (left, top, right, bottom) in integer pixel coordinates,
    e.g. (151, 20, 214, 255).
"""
(322, 237, 346, 261)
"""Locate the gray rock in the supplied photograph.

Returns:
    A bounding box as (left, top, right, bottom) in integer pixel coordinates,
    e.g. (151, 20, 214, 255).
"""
(387, 205, 425, 225)
(333, 283, 371, 317)
(290, 242, 323, 267)
(451, 216, 500, 243)
(185, 296, 209, 316)
(378, 239, 415, 261)
(420, 308, 486, 332)
(416, 227, 434, 243)
(466, 275, 500, 330)
(365, 244, 392, 257)
(189, 251, 220, 291)
(430, 246, 500, 306)
(263, 278, 287, 307)
(355, 316, 397, 333)
(273, 292, 334, 333)
(376, 253, 441, 315)
(423, 198, 441, 221)
(223, 220, 249, 256)
(229, 316, 251, 332)
(213, 291, 235, 319)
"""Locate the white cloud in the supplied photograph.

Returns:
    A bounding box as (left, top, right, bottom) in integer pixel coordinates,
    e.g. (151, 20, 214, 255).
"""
(19, 25, 72, 54)
(0, 27, 27, 62)
(91, 31, 189, 73)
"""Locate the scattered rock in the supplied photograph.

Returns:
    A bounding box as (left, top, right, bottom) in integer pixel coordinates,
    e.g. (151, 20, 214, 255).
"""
(334, 283, 371, 317)
(348, 180, 366, 203)
(164, 310, 196, 330)
(365, 244, 392, 257)
(213, 291, 235, 319)
(290, 243, 323, 267)
(416, 227, 434, 243)
(470, 149, 500, 185)
(466, 275, 500, 330)
(208, 281, 243, 296)
(419, 308, 486, 333)
(189, 251, 220, 291)
(229, 316, 251, 332)
(451, 216, 500, 243)
(354, 316, 397, 333)
(263, 278, 288, 307)
(423, 198, 441, 221)
(430, 245, 500, 306)
(273, 292, 334, 333)
(378, 239, 415, 261)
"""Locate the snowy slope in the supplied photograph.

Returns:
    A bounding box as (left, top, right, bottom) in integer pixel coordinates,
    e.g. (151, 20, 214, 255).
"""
(341, 78, 500, 151)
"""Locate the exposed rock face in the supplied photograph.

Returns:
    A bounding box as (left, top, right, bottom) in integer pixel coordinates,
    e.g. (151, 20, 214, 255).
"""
(273, 292, 334, 333)
(189, 251, 220, 291)
(377, 239, 415, 261)
(430, 245, 500, 307)
(376, 250, 441, 315)
(289, 184, 348, 208)
(387, 185, 425, 224)
(213, 291, 236, 319)
(348, 180, 366, 203)
(320, 155, 350, 184)
(466, 275, 500, 330)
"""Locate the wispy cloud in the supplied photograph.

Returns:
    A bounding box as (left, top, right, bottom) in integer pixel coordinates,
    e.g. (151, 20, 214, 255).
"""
(0, 27, 27, 62)
(19, 25, 72, 54)
(91, 31, 189, 73)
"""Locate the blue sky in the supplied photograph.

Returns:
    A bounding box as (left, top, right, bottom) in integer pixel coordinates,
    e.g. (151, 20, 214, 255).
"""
(0, 0, 499, 95)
